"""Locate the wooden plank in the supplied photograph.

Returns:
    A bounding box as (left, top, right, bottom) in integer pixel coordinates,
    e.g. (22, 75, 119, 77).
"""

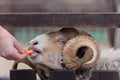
(114, 29, 120, 48)
(91, 70, 119, 80)
(0, 0, 114, 12)
(0, 13, 120, 27)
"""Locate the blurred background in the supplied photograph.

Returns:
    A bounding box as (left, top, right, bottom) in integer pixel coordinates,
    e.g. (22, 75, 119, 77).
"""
(0, 0, 118, 12)
(0, 0, 120, 79)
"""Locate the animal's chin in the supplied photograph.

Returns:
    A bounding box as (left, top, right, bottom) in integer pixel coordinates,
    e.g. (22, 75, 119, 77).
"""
(28, 54, 44, 63)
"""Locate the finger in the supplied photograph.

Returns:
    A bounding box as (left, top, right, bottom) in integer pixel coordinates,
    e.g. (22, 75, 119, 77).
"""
(6, 48, 28, 60)
(13, 39, 24, 54)
(9, 52, 27, 60)
(15, 53, 28, 60)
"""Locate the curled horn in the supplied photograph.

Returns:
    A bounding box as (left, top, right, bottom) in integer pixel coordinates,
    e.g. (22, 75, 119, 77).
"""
(61, 33, 100, 70)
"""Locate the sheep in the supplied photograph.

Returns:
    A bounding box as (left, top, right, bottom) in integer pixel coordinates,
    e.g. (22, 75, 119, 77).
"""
(12, 28, 120, 80)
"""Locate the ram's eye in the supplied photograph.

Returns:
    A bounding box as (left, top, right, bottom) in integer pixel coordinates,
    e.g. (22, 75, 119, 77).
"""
(58, 39, 65, 45)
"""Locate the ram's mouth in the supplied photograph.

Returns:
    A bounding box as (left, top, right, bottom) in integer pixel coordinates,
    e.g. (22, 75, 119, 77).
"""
(29, 48, 43, 59)
(34, 49, 42, 54)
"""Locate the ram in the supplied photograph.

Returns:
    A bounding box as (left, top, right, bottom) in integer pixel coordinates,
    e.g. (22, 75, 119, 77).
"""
(13, 28, 119, 80)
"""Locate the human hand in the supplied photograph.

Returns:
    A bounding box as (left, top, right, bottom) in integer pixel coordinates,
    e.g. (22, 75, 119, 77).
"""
(0, 26, 27, 60)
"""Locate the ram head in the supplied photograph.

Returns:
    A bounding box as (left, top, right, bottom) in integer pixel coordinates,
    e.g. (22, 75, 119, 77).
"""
(13, 28, 100, 80)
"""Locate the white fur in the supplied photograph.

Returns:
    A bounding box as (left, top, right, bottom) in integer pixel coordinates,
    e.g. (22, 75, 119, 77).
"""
(94, 48, 120, 70)
(28, 34, 48, 63)
(28, 34, 62, 69)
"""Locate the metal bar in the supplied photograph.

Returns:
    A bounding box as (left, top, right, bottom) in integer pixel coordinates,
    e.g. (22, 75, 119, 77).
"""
(0, 13, 120, 27)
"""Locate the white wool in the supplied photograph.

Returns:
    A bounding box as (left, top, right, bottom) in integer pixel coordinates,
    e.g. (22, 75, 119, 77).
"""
(94, 48, 120, 70)
(78, 48, 120, 80)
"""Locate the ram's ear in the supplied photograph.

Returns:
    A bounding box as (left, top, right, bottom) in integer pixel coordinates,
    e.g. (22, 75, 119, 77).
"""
(59, 28, 79, 40)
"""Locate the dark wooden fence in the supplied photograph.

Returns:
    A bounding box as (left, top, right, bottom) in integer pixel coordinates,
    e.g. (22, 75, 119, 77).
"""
(0, 13, 120, 27)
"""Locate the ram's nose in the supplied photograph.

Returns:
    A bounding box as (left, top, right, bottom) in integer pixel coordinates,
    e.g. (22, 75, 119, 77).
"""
(29, 40, 39, 46)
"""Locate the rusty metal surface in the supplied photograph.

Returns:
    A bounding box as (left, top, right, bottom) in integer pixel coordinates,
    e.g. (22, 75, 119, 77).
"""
(0, 13, 120, 27)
